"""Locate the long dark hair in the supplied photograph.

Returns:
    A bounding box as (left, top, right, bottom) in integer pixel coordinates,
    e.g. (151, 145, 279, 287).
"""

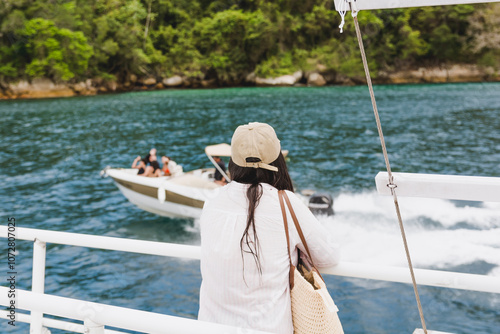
(229, 152, 294, 276)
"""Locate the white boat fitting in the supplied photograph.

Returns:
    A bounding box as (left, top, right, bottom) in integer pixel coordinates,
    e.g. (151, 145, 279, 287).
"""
(102, 143, 333, 219)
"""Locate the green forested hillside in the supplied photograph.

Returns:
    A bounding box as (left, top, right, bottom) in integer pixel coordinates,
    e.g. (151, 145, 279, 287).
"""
(0, 0, 499, 85)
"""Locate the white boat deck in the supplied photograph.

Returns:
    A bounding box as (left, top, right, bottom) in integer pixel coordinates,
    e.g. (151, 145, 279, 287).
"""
(170, 169, 220, 189)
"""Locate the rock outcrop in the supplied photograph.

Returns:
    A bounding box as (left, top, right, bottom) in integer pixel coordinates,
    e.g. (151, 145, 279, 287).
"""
(72, 79, 97, 96)
(251, 70, 304, 87)
(143, 77, 157, 86)
(8, 79, 75, 99)
(307, 72, 327, 86)
(162, 76, 183, 87)
(377, 64, 498, 84)
(255, 75, 297, 86)
(0, 64, 498, 100)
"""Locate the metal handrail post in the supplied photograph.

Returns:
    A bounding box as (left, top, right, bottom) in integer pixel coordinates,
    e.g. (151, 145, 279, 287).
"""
(30, 239, 47, 334)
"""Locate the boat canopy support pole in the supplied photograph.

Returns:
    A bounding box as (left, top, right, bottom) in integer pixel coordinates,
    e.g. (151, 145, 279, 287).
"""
(335, 0, 500, 11)
(206, 154, 231, 182)
(350, 4, 429, 332)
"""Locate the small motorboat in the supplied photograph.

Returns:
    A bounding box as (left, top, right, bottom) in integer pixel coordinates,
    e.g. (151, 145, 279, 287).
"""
(101, 144, 334, 219)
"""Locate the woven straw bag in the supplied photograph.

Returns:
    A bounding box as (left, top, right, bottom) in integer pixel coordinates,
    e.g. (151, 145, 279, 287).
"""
(279, 190, 344, 334)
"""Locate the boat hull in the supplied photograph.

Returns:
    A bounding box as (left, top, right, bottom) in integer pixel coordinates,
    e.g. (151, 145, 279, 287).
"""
(105, 168, 220, 219)
(114, 182, 203, 218)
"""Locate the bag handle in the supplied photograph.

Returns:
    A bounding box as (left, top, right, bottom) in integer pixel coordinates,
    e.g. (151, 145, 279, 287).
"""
(279, 190, 324, 282)
(279, 190, 295, 289)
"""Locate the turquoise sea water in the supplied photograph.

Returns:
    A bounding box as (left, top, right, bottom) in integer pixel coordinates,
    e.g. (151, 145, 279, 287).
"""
(1, 83, 500, 333)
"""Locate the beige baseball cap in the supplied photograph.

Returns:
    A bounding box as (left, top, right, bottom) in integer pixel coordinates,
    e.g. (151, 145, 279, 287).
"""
(231, 122, 281, 172)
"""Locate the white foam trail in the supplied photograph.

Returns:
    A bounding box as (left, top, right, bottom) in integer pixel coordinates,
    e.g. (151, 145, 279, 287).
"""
(321, 191, 500, 276)
(334, 192, 500, 229)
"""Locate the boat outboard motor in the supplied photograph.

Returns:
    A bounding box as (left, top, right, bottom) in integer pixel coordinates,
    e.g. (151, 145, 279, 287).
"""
(308, 192, 334, 216)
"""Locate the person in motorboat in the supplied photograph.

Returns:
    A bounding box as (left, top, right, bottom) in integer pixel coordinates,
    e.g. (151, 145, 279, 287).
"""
(161, 156, 172, 176)
(131, 148, 161, 177)
(142, 154, 161, 177)
(131, 155, 147, 175)
(161, 156, 183, 177)
(213, 156, 227, 185)
(198, 122, 340, 333)
(141, 148, 157, 166)
(131, 148, 157, 175)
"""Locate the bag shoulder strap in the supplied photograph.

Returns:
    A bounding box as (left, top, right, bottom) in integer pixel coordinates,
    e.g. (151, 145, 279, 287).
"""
(280, 190, 325, 281)
(278, 190, 295, 289)
(280, 191, 314, 263)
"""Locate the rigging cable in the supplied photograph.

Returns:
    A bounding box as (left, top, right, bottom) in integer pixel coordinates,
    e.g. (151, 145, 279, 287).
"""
(348, 2, 428, 333)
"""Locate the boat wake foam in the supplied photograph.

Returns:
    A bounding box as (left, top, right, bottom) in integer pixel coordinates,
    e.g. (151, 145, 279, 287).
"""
(318, 191, 500, 276)
(183, 190, 500, 277)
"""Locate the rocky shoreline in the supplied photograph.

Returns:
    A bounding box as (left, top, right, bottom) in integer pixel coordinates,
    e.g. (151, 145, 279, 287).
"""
(1, 64, 498, 100)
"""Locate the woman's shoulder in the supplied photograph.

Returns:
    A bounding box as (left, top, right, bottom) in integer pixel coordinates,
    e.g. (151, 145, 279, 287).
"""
(202, 182, 246, 211)
(280, 188, 300, 200)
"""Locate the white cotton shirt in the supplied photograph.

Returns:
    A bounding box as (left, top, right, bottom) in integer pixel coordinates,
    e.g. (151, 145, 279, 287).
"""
(198, 181, 340, 334)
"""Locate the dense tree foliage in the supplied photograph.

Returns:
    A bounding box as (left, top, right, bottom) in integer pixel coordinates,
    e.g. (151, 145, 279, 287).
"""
(0, 0, 498, 84)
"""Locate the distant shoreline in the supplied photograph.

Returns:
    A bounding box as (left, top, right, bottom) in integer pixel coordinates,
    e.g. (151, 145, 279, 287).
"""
(1, 64, 498, 101)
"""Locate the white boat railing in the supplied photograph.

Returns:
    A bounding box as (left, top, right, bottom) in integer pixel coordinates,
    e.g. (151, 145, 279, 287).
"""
(1, 226, 499, 334)
(0, 288, 272, 334)
(376, 172, 500, 202)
